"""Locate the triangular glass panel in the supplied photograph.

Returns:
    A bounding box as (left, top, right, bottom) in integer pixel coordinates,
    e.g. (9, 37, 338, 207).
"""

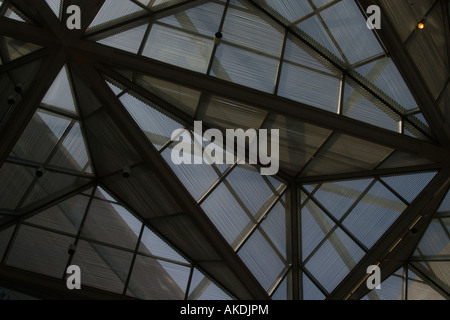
(42, 66, 77, 113)
(0, 37, 42, 64)
(45, 0, 61, 20)
(96, 24, 148, 54)
(80, 197, 142, 250)
(26, 191, 91, 235)
(381, 171, 437, 204)
(138, 226, 187, 264)
(88, 0, 144, 30)
(49, 122, 93, 174)
(2, 7, 25, 22)
(119, 91, 183, 150)
(188, 268, 232, 300)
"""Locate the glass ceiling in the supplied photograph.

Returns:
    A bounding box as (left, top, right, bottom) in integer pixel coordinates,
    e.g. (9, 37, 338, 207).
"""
(0, 0, 449, 300)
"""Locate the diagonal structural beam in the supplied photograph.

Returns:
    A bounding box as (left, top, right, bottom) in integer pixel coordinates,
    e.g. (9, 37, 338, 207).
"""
(0, 17, 56, 47)
(328, 169, 450, 299)
(0, 49, 66, 167)
(357, 0, 450, 148)
(296, 163, 443, 184)
(71, 40, 450, 166)
(70, 60, 269, 300)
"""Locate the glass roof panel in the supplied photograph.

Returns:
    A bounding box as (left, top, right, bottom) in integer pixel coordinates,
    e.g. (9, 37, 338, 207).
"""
(49, 122, 92, 173)
(134, 74, 201, 118)
(283, 34, 337, 75)
(138, 226, 187, 264)
(278, 62, 340, 112)
(188, 268, 233, 300)
(160, 130, 222, 201)
(97, 24, 147, 54)
(302, 273, 326, 300)
(301, 196, 335, 261)
(343, 81, 400, 132)
(0, 226, 15, 260)
(211, 43, 279, 92)
(305, 227, 365, 293)
(407, 269, 446, 300)
(12, 110, 71, 163)
(355, 57, 419, 111)
(0, 163, 35, 210)
(261, 200, 288, 259)
(127, 255, 190, 299)
(42, 66, 77, 113)
(26, 193, 90, 235)
(0, 37, 42, 64)
(6, 225, 74, 278)
(119, 92, 183, 149)
(343, 181, 407, 249)
(88, 0, 144, 29)
(142, 23, 214, 74)
(45, 0, 61, 20)
(261, 113, 332, 176)
(319, 0, 383, 65)
(71, 240, 132, 294)
(158, 1, 223, 37)
(80, 199, 142, 250)
(201, 182, 252, 245)
(238, 229, 285, 292)
(381, 171, 437, 204)
(362, 268, 404, 300)
(222, 1, 284, 57)
(300, 133, 394, 176)
(271, 275, 287, 300)
(297, 14, 343, 61)
(226, 164, 277, 219)
(253, 0, 313, 24)
(311, 178, 373, 220)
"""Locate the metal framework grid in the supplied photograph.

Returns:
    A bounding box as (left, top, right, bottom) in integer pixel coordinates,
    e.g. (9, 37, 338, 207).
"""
(0, 0, 449, 300)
